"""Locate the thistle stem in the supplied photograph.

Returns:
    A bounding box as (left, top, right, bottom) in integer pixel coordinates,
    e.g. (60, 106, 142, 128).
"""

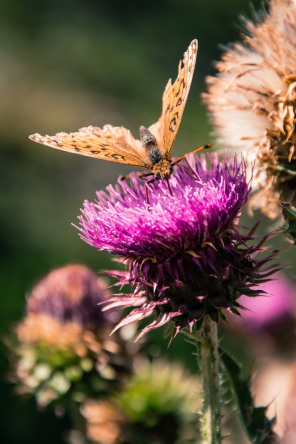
(198, 315, 222, 444)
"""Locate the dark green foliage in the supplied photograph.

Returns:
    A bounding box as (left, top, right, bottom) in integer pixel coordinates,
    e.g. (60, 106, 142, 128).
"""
(282, 204, 296, 243)
(220, 350, 278, 444)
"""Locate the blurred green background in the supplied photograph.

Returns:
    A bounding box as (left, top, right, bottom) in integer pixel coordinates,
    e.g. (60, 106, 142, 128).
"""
(1, 0, 286, 442)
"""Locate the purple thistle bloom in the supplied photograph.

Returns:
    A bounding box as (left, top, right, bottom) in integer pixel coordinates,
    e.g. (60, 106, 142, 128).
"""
(77, 153, 279, 339)
(27, 264, 117, 329)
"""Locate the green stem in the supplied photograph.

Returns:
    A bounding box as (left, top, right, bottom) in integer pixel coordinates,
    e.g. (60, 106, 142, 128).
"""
(198, 315, 222, 444)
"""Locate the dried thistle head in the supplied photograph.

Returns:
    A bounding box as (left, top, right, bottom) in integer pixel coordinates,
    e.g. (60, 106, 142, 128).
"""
(203, 0, 296, 217)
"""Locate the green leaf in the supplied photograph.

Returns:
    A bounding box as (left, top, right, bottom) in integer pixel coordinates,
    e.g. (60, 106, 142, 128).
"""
(220, 350, 278, 444)
(282, 204, 296, 243)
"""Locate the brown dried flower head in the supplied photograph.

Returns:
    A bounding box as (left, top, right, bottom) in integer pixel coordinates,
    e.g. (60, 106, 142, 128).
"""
(203, 0, 296, 217)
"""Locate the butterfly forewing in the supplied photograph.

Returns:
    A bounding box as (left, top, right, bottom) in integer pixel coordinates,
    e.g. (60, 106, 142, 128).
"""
(148, 39, 198, 157)
(29, 125, 148, 167)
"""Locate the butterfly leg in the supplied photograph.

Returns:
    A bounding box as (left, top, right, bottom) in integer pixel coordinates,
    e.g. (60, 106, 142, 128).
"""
(172, 153, 199, 179)
(173, 162, 197, 180)
(139, 172, 155, 180)
(166, 177, 172, 196)
(141, 174, 173, 202)
(119, 172, 155, 204)
(145, 184, 150, 205)
(119, 171, 143, 181)
(138, 173, 159, 204)
(143, 175, 173, 197)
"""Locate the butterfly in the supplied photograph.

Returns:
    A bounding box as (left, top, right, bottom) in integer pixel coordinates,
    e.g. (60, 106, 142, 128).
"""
(29, 39, 209, 189)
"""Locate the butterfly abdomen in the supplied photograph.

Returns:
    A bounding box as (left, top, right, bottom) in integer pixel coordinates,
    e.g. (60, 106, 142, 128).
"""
(139, 125, 172, 178)
(139, 125, 156, 145)
(147, 147, 162, 164)
(139, 125, 162, 165)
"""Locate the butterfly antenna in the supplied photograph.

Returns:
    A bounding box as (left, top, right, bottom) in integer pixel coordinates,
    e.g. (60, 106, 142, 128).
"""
(172, 143, 211, 166)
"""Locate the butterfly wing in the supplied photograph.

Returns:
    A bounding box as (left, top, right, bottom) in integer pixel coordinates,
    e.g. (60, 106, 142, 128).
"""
(29, 124, 149, 167)
(148, 39, 198, 157)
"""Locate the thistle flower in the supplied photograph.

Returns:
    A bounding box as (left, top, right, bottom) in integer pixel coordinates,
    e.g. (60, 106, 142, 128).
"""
(81, 359, 201, 444)
(26, 263, 117, 328)
(77, 153, 279, 339)
(10, 264, 133, 407)
(203, 0, 296, 217)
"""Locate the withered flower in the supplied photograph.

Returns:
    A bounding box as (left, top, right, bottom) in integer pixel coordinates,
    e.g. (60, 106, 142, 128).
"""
(203, 0, 296, 217)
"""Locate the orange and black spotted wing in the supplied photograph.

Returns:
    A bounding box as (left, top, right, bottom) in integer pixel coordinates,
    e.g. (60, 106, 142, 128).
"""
(148, 39, 198, 157)
(29, 40, 198, 169)
(29, 125, 149, 167)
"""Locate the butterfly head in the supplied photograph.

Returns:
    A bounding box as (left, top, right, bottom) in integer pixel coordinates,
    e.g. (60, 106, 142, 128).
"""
(152, 159, 173, 179)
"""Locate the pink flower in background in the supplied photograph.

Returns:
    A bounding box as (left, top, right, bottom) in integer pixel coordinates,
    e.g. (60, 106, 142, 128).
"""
(238, 273, 296, 331)
(26, 263, 117, 328)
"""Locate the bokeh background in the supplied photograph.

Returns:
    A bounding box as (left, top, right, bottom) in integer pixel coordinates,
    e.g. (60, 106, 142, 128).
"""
(3, 0, 294, 443)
